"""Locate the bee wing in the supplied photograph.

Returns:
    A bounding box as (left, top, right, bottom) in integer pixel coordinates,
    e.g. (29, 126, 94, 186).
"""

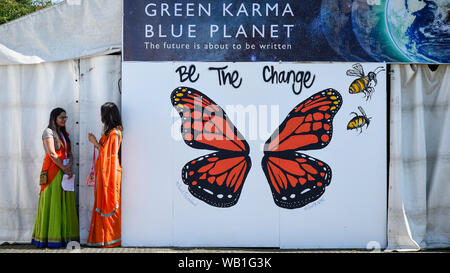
(346, 69, 363, 77)
(358, 106, 367, 117)
(352, 63, 365, 75)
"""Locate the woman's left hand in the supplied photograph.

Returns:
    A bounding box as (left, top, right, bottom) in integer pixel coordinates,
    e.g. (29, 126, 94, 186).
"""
(88, 133, 98, 146)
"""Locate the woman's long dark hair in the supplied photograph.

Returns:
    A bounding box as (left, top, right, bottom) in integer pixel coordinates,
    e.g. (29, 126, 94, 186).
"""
(101, 102, 122, 164)
(48, 107, 71, 154)
(101, 102, 123, 136)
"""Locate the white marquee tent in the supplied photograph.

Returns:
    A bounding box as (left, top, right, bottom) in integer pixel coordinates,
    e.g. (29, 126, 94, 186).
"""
(0, 0, 122, 244)
(0, 0, 448, 250)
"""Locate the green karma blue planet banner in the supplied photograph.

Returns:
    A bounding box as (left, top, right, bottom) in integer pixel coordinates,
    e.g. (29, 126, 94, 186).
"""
(123, 0, 450, 63)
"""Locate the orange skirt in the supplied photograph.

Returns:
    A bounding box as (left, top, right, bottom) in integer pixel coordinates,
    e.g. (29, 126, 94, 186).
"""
(87, 129, 122, 247)
(87, 205, 121, 247)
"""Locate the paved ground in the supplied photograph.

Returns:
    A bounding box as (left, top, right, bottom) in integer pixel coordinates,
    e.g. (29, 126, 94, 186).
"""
(0, 242, 448, 253)
(0, 243, 359, 253)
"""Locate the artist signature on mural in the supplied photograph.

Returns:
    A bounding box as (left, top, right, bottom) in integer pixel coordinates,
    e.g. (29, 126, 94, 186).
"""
(303, 198, 325, 211)
(176, 180, 198, 206)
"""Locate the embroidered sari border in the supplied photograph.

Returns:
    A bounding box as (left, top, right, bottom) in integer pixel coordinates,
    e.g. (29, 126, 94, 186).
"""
(86, 238, 121, 247)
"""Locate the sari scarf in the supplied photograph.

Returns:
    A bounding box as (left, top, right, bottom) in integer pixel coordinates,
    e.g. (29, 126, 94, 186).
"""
(32, 133, 80, 248)
(87, 129, 122, 247)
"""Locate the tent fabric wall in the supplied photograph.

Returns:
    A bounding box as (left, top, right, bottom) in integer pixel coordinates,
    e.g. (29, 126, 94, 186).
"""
(78, 55, 121, 243)
(0, 55, 121, 244)
(0, 0, 121, 66)
(387, 64, 450, 250)
(0, 60, 80, 243)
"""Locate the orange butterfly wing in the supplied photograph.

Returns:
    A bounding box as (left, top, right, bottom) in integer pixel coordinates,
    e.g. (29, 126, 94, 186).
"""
(171, 86, 249, 153)
(262, 153, 331, 209)
(262, 89, 342, 209)
(264, 89, 342, 152)
(182, 152, 251, 208)
(171, 87, 251, 207)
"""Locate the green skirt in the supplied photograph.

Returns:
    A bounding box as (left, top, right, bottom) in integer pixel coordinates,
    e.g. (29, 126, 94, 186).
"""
(31, 171, 80, 248)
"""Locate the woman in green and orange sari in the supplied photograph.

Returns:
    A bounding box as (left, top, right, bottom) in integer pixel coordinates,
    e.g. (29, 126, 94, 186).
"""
(87, 102, 123, 247)
(32, 108, 80, 248)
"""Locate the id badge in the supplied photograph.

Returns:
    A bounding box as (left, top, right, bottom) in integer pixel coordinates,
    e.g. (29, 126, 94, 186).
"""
(63, 158, 70, 166)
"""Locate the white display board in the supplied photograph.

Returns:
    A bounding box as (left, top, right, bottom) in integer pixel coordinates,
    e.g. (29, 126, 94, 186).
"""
(121, 62, 387, 248)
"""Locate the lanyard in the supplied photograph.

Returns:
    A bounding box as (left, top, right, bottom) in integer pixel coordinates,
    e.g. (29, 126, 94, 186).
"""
(60, 132, 68, 158)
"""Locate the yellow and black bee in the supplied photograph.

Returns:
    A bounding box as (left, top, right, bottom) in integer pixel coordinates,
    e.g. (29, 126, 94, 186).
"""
(346, 63, 385, 101)
(347, 106, 371, 134)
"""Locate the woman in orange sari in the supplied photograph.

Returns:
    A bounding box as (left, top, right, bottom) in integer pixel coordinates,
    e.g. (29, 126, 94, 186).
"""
(87, 102, 123, 247)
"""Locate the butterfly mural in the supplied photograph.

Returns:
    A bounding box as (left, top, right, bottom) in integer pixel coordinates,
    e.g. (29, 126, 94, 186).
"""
(171, 87, 342, 209)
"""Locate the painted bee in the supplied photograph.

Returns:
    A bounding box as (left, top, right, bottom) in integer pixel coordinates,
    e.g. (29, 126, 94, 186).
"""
(346, 63, 385, 101)
(347, 106, 371, 134)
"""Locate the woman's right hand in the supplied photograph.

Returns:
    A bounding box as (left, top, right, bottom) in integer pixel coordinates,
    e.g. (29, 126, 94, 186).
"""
(61, 165, 72, 174)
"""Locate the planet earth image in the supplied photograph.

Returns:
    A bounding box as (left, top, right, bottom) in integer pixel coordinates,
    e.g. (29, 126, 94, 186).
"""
(351, 0, 412, 62)
(386, 0, 450, 63)
(320, 0, 376, 61)
(323, 0, 448, 63)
